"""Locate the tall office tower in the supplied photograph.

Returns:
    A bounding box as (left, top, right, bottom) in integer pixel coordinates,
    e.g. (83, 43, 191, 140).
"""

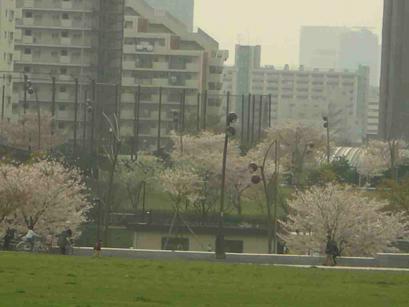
(144, 0, 194, 31)
(379, 0, 409, 139)
(0, 0, 16, 120)
(234, 45, 261, 95)
(299, 26, 380, 86)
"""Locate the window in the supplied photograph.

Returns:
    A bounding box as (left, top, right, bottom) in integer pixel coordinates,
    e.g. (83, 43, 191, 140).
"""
(58, 122, 65, 129)
(60, 86, 67, 93)
(25, 11, 33, 18)
(62, 13, 69, 20)
(161, 237, 189, 251)
(60, 50, 68, 56)
(61, 31, 69, 38)
(23, 66, 31, 73)
(24, 29, 32, 36)
(24, 48, 32, 55)
(60, 67, 67, 74)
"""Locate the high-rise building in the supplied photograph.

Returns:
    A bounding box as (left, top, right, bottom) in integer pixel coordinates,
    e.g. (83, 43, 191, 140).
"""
(9, 0, 227, 149)
(299, 26, 380, 86)
(144, 0, 194, 31)
(0, 0, 16, 120)
(234, 45, 261, 95)
(379, 0, 409, 140)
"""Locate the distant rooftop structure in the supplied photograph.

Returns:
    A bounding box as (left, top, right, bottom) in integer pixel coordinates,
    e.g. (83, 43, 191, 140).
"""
(144, 0, 194, 31)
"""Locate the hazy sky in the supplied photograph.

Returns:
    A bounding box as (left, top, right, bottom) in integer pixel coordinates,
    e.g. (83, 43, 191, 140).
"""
(195, 0, 384, 65)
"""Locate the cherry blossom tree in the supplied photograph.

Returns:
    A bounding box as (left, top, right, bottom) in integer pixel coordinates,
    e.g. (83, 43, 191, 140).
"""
(0, 111, 65, 152)
(283, 184, 407, 257)
(357, 139, 408, 180)
(0, 159, 91, 237)
(251, 121, 326, 186)
(116, 153, 164, 211)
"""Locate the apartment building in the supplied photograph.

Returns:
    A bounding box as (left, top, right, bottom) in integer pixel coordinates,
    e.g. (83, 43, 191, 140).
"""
(367, 87, 379, 139)
(223, 62, 370, 144)
(0, 0, 16, 120)
(119, 0, 227, 148)
(9, 0, 226, 149)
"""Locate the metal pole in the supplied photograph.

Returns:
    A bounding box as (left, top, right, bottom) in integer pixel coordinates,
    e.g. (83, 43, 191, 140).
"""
(23, 74, 28, 114)
(96, 199, 101, 242)
(115, 84, 119, 119)
(272, 140, 280, 254)
(196, 92, 200, 132)
(1, 84, 5, 120)
(241, 95, 245, 144)
(35, 90, 41, 150)
(216, 91, 230, 260)
(133, 85, 141, 158)
(90, 80, 96, 155)
(258, 95, 263, 141)
(326, 119, 330, 164)
(202, 90, 207, 130)
(82, 89, 88, 149)
(157, 87, 162, 153)
(251, 95, 256, 145)
(73, 78, 79, 155)
(51, 77, 56, 142)
(268, 94, 272, 128)
(247, 94, 251, 144)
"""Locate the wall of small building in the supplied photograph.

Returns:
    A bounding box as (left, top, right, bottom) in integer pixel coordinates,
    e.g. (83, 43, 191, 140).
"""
(132, 230, 270, 254)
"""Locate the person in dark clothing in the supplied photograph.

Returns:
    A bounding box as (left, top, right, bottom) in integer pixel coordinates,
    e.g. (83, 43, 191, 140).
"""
(325, 235, 340, 266)
(3, 228, 15, 250)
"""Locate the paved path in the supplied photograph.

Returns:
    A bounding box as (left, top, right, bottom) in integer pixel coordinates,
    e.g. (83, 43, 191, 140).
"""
(274, 264, 409, 272)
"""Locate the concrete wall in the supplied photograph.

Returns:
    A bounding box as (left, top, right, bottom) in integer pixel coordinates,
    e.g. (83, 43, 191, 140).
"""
(72, 247, 409, 268)
(133, 231, 270, 254)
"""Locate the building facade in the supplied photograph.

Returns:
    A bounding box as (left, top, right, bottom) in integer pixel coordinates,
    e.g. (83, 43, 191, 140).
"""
(7, 0, 226, 150)
(367, 87, 379, 139)
(299, 26, 380, 87)
(223, 57, 370, 144)
(144, 0, 194, 32)
(0, 0, 16, 120)
(379, 0, 409, 140)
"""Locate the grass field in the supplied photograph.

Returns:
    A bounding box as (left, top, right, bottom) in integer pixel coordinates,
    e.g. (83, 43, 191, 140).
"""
(0, 253, 408, 307)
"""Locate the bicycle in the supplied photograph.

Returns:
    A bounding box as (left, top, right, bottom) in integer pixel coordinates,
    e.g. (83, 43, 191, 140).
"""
(16, 237, 47, 253)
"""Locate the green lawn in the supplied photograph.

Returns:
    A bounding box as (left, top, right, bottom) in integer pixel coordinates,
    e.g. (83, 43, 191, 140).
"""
(1, 253, 408, 307)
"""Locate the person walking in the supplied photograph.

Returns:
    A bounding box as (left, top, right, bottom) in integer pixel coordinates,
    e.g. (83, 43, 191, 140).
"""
(94, 240, 102, 257)
(325, 234, 339, 266)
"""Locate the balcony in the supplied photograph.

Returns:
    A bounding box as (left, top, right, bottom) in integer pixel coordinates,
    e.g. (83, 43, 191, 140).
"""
(24, 0, 34, 8)
(186, 63, 199, 72)
(153, 79, 168, 87)
(60, 56, 71, 64)
(62, 0, 73, 10)
(61, 19, 72, 28)
(123, 61, 136, 69)
(22, 36, 33, 44)
(61, 37, 71, 45)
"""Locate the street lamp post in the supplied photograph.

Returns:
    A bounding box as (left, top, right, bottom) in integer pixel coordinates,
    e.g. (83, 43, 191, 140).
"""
(323, 116, 330, 164)
(215, 110, 237, 260)
(249, 139, 280, 254)
(25, 78, 41, 150)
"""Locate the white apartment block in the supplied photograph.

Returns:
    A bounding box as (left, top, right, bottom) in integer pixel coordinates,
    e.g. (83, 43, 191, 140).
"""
(6, 0, 227, 149)
(367, 87, 379, 138)
(0, 0, 16, 120)
(223, 65, 370, 144)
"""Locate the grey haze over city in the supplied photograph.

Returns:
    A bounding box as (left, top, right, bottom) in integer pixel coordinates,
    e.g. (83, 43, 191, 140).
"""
(195, 0, 384, 65)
